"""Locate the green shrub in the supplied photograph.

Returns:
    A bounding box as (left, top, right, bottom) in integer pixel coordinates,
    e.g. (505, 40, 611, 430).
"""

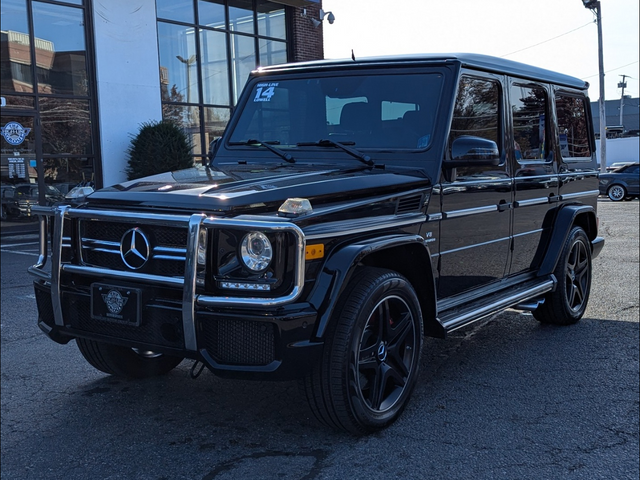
(125, 120, 194, 180)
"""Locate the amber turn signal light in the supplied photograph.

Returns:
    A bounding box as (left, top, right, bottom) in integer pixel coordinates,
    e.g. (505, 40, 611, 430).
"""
(305, 244, 324, 260)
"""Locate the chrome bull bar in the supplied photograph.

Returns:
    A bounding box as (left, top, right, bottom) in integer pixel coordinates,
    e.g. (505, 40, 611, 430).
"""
(28, 205, 307, 352)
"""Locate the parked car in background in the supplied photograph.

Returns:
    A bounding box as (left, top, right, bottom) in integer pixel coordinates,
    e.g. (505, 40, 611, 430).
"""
(599, 163, 640, 201)
(606, 162, 635, 172)
(1, 185, 17, 220)
(1, 184, 65, 220)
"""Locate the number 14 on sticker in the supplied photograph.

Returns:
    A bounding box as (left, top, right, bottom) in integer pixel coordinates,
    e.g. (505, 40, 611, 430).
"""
(254, 83, 278, 102)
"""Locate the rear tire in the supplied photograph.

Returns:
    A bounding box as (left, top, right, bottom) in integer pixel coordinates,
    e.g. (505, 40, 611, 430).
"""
(607, 184, 626, 202)
(533, 227, 592, 325)
(302, 267, 424, 434)
(76, 338, 183, 378)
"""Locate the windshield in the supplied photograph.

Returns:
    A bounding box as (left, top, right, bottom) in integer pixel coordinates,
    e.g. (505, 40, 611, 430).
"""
(229, 73, 444, 150)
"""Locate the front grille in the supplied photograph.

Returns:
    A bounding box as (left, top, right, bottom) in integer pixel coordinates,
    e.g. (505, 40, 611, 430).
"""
(64, 293, 185, 349)
(79, 220, 188, 276)
(199, 317, 275, 366)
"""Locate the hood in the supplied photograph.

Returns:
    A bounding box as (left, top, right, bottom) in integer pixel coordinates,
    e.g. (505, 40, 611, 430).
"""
(86, 163, 432, 216)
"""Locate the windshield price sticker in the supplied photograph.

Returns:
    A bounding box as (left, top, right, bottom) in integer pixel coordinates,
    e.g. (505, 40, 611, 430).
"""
(254, 82, 278, 102)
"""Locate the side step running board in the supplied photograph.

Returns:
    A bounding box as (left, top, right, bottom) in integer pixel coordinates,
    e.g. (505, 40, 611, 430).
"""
(438, 277, 556, 334)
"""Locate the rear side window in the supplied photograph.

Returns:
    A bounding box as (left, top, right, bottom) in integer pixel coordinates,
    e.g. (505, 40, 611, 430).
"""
(511, 84, 548, 161)
(555, 93, 592, 159)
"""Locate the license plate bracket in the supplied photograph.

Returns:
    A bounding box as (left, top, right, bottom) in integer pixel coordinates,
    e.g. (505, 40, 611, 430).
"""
(91, 283, 141, 326)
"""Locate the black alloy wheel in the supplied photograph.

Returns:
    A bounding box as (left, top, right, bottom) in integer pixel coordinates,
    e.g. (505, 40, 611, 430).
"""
(534, 226, 592, 325)
(356, 294, 418, 413)
(302, 267, 423, 434)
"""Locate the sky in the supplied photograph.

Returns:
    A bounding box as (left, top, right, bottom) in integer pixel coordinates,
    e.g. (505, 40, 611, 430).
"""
(322, 0, 639, 103)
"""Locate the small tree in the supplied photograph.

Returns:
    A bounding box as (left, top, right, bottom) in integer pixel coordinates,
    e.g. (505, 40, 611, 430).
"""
(125, 120, 194, 180)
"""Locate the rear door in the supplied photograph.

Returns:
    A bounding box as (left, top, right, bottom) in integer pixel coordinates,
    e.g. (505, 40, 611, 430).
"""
(508, 80, 558, 276)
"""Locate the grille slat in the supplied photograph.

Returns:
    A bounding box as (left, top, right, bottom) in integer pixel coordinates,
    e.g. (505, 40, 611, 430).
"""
(396, 194, 423, 214)
(79, 220, 188, 276)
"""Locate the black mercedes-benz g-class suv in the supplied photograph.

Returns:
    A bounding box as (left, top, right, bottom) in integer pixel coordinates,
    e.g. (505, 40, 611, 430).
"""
(30, 54, 604, 434)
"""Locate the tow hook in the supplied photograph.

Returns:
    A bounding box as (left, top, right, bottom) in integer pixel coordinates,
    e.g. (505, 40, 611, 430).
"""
(190, 360, 205, 379)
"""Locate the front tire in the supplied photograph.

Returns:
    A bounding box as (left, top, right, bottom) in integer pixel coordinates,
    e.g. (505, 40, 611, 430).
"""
(302, 267, 424, 434)
(533, 227, 592, 325)
(607, 184, 626, 201)
(76, 338, 183, 378)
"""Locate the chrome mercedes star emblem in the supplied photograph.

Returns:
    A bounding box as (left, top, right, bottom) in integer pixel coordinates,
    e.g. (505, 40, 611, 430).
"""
(120, 227, 150, 270)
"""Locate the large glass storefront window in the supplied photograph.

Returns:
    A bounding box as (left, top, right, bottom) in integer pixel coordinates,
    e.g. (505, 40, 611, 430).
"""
(156, 0, 288, 165)
(1, 0, 98, 220)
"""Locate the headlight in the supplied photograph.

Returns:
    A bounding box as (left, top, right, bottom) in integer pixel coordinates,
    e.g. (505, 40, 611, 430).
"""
(240, 232, 272, 272)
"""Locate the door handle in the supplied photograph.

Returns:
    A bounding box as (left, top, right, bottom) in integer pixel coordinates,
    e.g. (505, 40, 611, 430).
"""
(498, 202, 511, 212)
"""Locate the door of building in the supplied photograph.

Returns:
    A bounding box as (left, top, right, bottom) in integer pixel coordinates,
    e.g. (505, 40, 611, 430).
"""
(1, 112, 49, 222)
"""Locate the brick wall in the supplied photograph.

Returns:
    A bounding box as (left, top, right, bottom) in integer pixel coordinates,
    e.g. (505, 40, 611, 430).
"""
(290, 4, 324, 62)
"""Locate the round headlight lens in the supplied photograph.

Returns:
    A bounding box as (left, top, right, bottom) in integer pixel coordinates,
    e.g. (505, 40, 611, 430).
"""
(240, 232, 273, 271)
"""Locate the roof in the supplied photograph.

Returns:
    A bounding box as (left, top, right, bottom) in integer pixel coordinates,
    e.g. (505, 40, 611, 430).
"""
(591, 97, 640, 132)
(255, 53, 588, 90)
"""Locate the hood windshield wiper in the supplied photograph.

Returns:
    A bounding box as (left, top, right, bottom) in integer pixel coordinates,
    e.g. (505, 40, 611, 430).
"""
(229, 139, 295, 163)
(297, 139, 374, 166)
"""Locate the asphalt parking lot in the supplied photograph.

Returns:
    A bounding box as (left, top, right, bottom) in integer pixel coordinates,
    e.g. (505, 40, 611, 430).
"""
(1, 198, 638, 480)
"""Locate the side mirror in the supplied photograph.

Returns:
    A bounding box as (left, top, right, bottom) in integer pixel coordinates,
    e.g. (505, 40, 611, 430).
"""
(444, 136, 500, 168)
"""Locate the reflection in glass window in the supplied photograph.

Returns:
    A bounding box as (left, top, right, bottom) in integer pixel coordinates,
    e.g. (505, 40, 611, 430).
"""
(200, 29, 230, 105)
(229, 0, 254, 34)
(199, 0, 226, 28)
(448, 77, 502, 178)
(1, 0, 33, 93)
(449, 77, 500, 148)
(204, 106, 231, 143)
(556, 94, 591, 159)
(259, 38, 286, 67)
(0, 95, 34, 110)
(257, 2, 285, 39)
(162, 105, 203, 155)
(32, 2, 88, 96)
(511, 84, 547, 161)
(40, 98, 92, 155)
(157, 0, 288, 157)
(231, 34, 256, 103)
(43, 157, 94, 187)
(158, 22, 199, 104)
(156, 0, 194, 24)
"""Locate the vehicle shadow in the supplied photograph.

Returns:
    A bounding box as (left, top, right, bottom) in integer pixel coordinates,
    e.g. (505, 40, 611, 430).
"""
(8, 311, 639, 480)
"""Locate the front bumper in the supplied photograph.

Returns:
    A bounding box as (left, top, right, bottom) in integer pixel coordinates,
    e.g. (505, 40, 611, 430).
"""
(29, 205, 323, 380)
(33, 280, 322, 379)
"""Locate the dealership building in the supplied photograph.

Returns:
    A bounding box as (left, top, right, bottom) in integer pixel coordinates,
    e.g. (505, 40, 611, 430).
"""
(1, 0, 325, 201)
